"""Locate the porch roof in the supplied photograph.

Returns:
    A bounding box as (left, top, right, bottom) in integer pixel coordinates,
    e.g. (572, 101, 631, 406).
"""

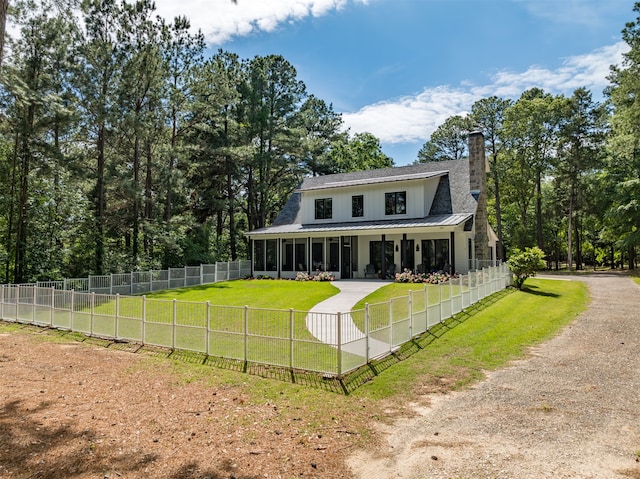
(247, 213, 473, 237)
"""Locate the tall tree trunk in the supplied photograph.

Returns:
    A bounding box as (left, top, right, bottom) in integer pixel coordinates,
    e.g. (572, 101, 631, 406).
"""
(0, 0, 8, 68)
(14, 107, 35, 283)
(536, 171, 543, 250)
(574, 215, 582, 270)
(4, 132, 19, 283)
(165, 105, 177, 221)
(144, 140, 153, 254)
(567, 183, 574, 271)
(227, 159, 236, 260)
(132, 134, 140, 265)
(223, 113, 237, 260)
(95, 122, 106, 274)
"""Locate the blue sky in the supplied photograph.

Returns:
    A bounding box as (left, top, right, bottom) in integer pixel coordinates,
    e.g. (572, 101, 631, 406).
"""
(154, 0, 634, 165)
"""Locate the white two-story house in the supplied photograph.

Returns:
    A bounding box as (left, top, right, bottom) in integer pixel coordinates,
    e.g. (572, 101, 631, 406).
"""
(246, 131, 497, 279)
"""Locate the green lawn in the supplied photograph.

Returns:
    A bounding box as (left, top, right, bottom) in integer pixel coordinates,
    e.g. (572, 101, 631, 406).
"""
(78, 279, 346, 373)
(351, 277, 589, 399)
(144, 279, 339, 310)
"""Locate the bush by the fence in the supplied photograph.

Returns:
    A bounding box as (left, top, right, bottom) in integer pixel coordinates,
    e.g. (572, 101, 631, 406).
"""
(395, 269, 459, 284)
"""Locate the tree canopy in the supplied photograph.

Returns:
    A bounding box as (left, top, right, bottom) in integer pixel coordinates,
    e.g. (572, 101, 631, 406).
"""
(1, 0, 639, 282)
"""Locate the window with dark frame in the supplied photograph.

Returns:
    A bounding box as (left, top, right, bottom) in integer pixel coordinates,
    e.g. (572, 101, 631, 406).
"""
(315, 198, 332, 219)
(385, 191, 406, 215)
(352, 195, 364, 217)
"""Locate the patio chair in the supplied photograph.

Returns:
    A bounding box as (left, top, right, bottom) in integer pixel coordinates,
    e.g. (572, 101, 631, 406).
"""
(386, 264, 396, 278)
(364, 263, 376, 278)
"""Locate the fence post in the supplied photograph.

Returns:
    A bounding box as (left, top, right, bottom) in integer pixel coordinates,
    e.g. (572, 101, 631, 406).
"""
(439, 281, 444, 323)
(200, 264, 204, 286)
(206, 301, 210, 356)
(130, 272, 134, 296)
(408, 290, 413, 338)
(388, 298, 393, 352)
(115, 294, 120, 339)
(364, 303, 370, 364)
(0, 285, 4, 320)
(424, 284, 428, 331)
(142, 295, 146, 344)
(336, 311, 342, 377)
(50, 287, 55, 327)
(64, 278, 68, 291)
(214, 263, 218, 283)
(172, 299, 177, 350)
(32, 285, 37, 324)
(70, 290, 75, 330)
(289, 308, 294, 371)
(449, 277, 453, 314)
(244, 306, 249, 365)
(90, 292, 95, 335)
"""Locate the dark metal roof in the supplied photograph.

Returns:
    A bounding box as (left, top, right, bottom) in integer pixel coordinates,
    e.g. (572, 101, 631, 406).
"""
(298, 170, 447, 191)
(248, 213, 473, 236)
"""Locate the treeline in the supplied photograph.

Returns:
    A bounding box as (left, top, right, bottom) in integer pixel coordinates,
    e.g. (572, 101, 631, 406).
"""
(416, 4, 640, 270)
(0, 0, 392, 283)
(2, 0, 639, 283)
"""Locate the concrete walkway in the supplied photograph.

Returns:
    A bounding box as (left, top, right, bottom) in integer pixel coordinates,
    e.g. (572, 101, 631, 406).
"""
(305, 280, 393, 359)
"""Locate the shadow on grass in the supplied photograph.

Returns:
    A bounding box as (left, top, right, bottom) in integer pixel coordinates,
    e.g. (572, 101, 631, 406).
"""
(521, 283, 560, 298)
(2, 288, 515, 396)
(145, 282, 232, 296)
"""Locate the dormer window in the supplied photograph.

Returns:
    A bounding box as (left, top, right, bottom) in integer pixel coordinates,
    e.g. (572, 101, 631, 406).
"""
(315, 198, 332, 220)
(385, 191, 406, 215)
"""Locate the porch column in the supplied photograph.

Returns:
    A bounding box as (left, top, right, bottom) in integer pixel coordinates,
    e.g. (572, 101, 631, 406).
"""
(450, 231, 456, 274)
(249, 239, 254, 277)
(278, 238, 282, 279)
(381, 234, 386, 278)
(401, 233, 407, 272)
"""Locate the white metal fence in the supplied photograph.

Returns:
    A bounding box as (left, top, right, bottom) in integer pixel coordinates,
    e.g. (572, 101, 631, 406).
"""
(27, 260, 252, 295)
(0, 264, 512, 377)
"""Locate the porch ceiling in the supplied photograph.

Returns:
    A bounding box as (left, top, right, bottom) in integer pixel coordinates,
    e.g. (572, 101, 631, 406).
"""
(247, 213, 473, 237)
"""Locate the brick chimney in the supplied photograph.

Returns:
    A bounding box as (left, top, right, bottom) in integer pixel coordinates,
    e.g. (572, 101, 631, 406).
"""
(469, 130, 489, 263)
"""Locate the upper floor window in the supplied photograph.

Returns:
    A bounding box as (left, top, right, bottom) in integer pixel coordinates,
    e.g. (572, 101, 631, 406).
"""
(352, 195, 364, 217)
(315, 198, 332, 219)
(385, 191, 406, 215)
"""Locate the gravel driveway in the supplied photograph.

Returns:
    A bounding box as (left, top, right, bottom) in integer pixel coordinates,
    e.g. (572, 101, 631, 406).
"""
(348, 273, 640, 479)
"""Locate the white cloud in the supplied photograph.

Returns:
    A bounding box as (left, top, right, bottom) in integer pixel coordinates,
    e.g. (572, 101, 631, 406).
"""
(515, 0, 631, 28)
(154, 0, 368, 44)
(342, 87, 480, 144)
(343, 41, 629, 145)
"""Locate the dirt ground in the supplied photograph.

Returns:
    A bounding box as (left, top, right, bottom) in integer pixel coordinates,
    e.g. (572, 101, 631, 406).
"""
(2, 273, 639, 479)
(0, 332, 367, 479)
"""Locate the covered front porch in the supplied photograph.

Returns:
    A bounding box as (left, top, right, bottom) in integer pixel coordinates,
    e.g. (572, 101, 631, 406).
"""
(249, 222, 476, 280)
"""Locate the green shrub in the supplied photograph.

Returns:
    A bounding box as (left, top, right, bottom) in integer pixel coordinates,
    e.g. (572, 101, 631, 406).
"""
(509, 247, 546, 289)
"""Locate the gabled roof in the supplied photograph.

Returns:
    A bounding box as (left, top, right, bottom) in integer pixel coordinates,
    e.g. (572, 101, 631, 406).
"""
(251, 160, 478, 234)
